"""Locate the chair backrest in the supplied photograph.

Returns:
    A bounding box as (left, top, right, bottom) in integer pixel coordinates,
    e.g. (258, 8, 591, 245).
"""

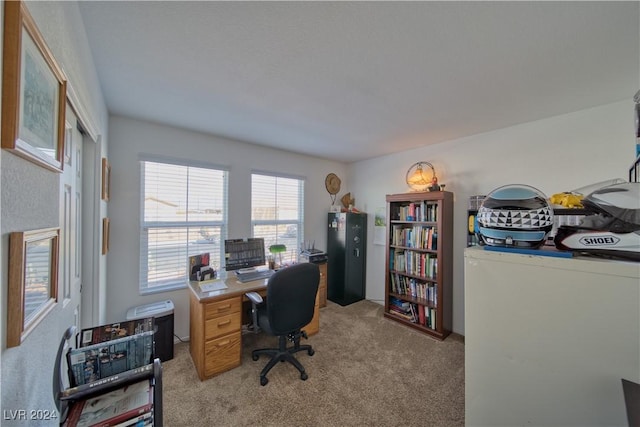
(266, 263, 320, 336)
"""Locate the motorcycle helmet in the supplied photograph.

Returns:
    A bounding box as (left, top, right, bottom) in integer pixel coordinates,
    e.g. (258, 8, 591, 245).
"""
(554, 182, 640, 260)
(476, 184, 554, 248)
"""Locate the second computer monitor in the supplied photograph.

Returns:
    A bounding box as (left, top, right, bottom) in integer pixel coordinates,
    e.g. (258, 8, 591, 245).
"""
(224, 238, 266, 271)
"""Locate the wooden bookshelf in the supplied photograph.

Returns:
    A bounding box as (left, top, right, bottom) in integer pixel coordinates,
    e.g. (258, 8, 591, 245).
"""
(384, 191, 453, 340)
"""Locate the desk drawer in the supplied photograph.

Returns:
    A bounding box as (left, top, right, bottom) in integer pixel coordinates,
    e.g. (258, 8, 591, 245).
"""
(205, 312, 241, 340)
(205, 331, 241, 376)
(204, 297, 241, 319)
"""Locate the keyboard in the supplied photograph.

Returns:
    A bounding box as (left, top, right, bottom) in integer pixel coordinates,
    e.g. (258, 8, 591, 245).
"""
(235, 269, 275, 283)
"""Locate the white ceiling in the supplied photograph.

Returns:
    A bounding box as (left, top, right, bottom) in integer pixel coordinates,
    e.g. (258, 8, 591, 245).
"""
(78, 1, 639, 163)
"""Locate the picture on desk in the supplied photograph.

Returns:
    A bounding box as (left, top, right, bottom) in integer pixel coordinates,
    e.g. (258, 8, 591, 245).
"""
(189, 252, 216, 281)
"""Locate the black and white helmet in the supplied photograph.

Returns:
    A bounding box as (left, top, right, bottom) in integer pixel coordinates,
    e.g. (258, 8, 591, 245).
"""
(476, 184, 554, 248)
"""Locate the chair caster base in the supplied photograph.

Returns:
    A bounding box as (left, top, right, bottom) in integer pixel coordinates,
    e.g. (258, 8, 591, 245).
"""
(300, 371, 308, 381)
(260, 376, 268, 386)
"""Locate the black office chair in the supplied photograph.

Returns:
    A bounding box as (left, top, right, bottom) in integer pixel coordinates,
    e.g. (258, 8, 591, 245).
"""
(245, 262, 319, 386)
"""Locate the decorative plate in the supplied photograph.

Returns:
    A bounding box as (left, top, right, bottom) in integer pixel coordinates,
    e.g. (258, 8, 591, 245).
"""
(325, 173, 341, 195)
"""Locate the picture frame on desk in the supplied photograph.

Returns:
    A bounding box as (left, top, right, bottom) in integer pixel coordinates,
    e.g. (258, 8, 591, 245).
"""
(1, 0, 67, 172)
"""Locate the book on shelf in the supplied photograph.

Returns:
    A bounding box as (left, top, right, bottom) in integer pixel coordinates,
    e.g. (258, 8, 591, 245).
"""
(389, 296, 409, 308)
(388, 309, 413, 322)
(388, 303, 410, 314)
(394, 250, 406, 272)
(430, 307, 437, 330)
(389, 272, 396, 293)
(397, 202, 438, 222)
(418, 304, 426, 325)
(111, 411, 152, 427)
(80, 318, 154, 348)
(64, 379, 153, 427)
(68, 331, 154, 387)
(409, 304, 418, 323)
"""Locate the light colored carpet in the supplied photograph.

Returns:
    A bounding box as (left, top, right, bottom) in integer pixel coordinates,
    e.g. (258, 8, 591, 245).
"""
(162, 300, 465, 426)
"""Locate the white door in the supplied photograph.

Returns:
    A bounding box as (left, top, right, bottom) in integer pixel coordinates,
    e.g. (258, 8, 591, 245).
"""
(60, 104, 83, 325)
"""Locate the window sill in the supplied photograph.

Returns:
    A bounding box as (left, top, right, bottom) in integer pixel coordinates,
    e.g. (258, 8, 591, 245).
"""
(140, 282, 186, 296)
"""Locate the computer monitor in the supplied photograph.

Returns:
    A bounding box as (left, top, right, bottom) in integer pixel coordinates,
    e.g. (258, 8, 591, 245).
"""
(224, 238, 266, 271)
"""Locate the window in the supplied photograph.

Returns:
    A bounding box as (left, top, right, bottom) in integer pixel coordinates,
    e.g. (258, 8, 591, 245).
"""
(251, 172, 304, 266)
(140, 159, 227, 293)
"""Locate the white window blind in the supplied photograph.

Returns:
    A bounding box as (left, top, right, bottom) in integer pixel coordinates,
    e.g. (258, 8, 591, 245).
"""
(140, 160, 227, 293)
(251, 173, 304, 265)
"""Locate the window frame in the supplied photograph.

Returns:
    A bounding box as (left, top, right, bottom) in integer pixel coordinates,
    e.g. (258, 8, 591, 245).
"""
(250, 170, 305, 266)
(139, 156, 228, 294)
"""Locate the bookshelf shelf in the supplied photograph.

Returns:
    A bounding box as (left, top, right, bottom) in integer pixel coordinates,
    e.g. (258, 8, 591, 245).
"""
(384, 191, 453, 341)
(388, 291, 436, 309)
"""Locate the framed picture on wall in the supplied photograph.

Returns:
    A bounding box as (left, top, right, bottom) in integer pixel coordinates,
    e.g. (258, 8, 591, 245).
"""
(1, 0, 67, 172)
(7, 227, 59, 347)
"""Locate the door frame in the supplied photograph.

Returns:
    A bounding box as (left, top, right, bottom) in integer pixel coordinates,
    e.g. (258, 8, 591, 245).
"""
(66, 83, 104, 328)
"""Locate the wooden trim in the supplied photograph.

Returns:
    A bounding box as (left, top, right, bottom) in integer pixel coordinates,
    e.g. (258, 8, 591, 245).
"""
(7, 227, 59, 347)
(102, 217, 110, 255)
(101, 158, 111, 201)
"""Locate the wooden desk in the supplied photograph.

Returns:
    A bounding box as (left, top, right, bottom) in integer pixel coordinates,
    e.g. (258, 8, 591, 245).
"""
(188, 272, 320, 381)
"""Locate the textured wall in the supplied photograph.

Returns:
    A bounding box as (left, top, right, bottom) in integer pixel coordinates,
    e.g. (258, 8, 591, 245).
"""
(0, 1, 108, 424)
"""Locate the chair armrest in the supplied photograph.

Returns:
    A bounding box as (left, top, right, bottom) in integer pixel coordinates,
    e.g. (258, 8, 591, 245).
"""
(245, 292, 263, 334)
(245, 292, 263, 305)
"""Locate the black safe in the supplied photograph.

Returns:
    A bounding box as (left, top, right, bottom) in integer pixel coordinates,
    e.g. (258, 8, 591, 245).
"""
(327, 212, 367, 306)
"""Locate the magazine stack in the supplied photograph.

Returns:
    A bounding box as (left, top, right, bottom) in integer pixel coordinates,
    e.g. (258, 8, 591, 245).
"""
(58, 318, 162, 427)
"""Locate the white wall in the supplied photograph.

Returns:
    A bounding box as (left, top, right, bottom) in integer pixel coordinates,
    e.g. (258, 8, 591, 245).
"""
(349, 100, 635, 335)
(1, 1, 108, 423)
(106, 115, 348, 339)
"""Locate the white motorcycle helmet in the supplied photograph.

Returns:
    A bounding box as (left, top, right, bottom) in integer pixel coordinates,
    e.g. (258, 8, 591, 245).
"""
(476, 184, 554, 248)
(554, 182, 640, 260)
